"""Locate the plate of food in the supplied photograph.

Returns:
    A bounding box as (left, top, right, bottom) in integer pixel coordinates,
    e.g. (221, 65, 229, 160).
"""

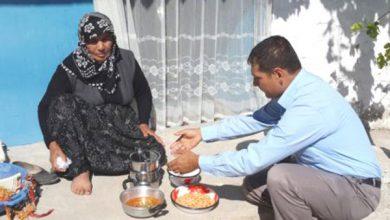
(171, 184, 219, 214)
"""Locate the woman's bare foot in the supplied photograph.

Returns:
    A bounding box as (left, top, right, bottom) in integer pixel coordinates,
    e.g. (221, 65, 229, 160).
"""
(71, 171, 92, 195)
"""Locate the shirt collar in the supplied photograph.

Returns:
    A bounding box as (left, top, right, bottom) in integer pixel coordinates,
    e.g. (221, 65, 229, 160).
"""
(277, 69, 307, 109)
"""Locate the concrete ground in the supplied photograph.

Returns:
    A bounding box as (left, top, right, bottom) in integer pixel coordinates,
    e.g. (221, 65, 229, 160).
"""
(2, 127, 389, 220)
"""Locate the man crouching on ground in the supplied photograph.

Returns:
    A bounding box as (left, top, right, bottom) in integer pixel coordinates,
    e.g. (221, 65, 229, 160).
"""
(168, 35, 381, 220)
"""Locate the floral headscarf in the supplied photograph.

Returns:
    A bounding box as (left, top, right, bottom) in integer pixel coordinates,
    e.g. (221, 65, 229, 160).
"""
(61, 12, 120, 95)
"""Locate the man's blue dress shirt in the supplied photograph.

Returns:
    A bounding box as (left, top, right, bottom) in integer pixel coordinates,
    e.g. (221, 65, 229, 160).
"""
(199, 69, 381, 178)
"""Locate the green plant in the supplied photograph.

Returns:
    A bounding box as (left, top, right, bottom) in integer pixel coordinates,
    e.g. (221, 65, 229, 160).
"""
(351, 11, 390, 69)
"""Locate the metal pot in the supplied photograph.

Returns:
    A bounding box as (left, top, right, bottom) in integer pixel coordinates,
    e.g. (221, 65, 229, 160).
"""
(129, 150, 160, 172)
(123, 169, 162, 189)
(120, 186, 166, 218)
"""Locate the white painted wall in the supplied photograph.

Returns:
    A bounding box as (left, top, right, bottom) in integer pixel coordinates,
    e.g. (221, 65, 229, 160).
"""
(270, 0, 390, 129)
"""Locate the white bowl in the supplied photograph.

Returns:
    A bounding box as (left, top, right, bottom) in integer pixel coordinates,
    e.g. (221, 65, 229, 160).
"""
(168, 169, 201, 187)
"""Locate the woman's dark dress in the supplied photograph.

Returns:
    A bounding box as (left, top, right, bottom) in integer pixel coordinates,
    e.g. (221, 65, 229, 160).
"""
(38, 52, 166, 178)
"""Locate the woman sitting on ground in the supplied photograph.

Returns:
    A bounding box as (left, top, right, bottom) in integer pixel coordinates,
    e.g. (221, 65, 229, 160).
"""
(38, 12, 166, 195)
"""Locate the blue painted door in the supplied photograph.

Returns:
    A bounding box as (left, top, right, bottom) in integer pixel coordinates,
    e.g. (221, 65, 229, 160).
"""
(0, 0, 93, 146)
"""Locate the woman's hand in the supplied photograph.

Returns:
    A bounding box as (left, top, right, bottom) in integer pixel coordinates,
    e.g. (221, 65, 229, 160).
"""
(49, 141, 67, 172)
(138, 123, 164, 145)
(169, 128, 202, 155)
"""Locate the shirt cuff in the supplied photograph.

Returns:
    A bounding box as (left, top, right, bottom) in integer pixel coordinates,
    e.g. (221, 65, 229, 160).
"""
(199, 155, 215, 174)
(138, 116, 150, 124)
(200, 125, 219, 141)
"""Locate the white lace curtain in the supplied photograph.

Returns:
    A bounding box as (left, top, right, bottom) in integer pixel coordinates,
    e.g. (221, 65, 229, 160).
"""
(94, 0, 272, 129)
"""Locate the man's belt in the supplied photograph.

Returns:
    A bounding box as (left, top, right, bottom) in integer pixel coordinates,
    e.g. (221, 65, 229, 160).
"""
(360, 178, 381, 188)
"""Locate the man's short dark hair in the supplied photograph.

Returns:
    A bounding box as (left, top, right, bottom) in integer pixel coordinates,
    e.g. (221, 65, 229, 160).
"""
(247, 36, 301, 74)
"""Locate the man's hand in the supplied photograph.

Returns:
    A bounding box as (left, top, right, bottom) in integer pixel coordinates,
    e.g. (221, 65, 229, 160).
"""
(170, 128, 202, 155)
(139, 123, 164, 145)
(49, 141, 67, 172)
(168, 151, 199, 174)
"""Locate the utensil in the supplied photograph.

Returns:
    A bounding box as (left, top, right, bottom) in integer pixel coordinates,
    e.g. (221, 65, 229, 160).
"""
(175, 135, 183, 143)
(129, 150, 160, 172)
(120, 186, 166, 218)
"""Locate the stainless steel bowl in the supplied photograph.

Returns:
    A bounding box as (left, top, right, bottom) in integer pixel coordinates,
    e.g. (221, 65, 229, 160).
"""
(122, 176, 160, 189)
(129, 169, 161, 184)
(168, 168, 201, 187)
(129, 150, 160, 172)
(120, 186, 166, 218)
(123, 169, 162, 189)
